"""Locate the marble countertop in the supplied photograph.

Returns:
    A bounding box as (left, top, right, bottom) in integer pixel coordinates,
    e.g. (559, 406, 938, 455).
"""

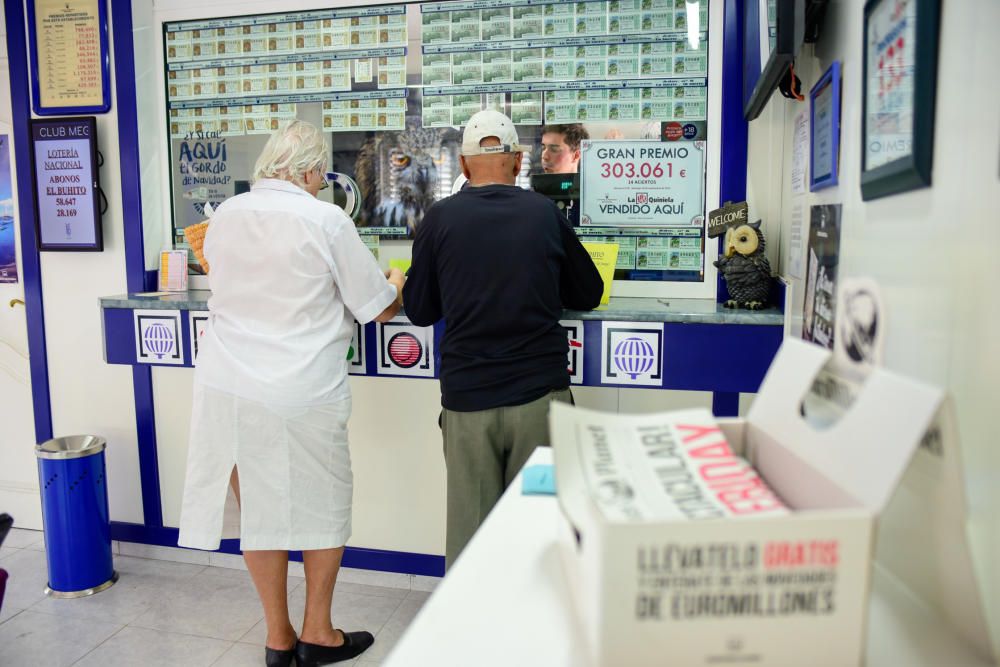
(101, 291, 783, 326)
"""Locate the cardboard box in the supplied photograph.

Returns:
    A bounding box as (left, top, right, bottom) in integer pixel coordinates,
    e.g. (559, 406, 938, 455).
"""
(552, 338, 989, 666)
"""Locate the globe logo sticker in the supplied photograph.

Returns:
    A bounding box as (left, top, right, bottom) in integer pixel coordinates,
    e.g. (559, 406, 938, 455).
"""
(601, 323, 663, 387)
(143, 322, 174, 359)
(613, 336, 655, 379)
(134, 310, 185, 366)
(387, 332, 423, 369)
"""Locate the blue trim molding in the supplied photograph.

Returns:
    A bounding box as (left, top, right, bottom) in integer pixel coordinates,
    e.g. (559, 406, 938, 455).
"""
(111, 0, 164, 528)
(718, 0, 749, 302)
(4, 0, 54, 444)
(110, 522, 446, 577)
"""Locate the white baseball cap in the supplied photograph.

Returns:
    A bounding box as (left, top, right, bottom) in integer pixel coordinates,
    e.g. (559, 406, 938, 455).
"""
(461, 109, 531, 156)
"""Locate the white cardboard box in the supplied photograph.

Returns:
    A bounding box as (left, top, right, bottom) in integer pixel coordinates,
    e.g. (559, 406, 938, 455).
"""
(552, 338, 992, 666)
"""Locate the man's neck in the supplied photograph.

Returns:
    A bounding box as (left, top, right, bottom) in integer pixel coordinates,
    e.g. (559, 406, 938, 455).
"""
(469, 178, 514, 187)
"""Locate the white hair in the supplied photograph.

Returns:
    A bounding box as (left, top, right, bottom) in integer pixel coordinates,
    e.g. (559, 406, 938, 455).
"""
(252, 120, 329, 188)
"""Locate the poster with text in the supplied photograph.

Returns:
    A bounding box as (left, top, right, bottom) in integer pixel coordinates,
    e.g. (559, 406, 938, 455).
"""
(0, 136, 17, 283)
(580, 140, 705, 228)
(802, 204, 842, 349)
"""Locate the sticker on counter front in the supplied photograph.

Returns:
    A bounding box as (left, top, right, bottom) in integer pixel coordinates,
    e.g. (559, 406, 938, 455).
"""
(376, 316, 435, 378)
(348, 320, 367, 375)
(134, 309, 185, 366)
(188, 310, 209, 363)
(559, 319, 585, 385)
(580, 140, 705, 228)
(600, 321, 663, 387)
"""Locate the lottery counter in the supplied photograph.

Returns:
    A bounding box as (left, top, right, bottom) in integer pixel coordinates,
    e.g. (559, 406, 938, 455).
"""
(100, 291, 782, 411)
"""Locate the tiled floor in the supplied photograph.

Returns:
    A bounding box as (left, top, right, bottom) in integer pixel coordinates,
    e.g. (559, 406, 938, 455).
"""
(0, 528, 435, 666)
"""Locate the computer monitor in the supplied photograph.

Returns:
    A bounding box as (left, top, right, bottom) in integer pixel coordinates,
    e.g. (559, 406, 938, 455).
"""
(530, 173, 580, 226)
(530, 172, 579, 200)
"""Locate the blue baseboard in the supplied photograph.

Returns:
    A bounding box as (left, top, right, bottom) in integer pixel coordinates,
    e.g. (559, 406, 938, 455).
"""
(110, 522, 445, 577)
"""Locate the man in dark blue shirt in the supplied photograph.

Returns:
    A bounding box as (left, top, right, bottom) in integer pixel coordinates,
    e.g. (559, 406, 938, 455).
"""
(404, 110, 603, 567)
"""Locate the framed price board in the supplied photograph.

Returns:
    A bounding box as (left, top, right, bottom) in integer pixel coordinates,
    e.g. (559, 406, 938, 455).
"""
(29, 116, 103, 251)
(26, 0, 112, 115)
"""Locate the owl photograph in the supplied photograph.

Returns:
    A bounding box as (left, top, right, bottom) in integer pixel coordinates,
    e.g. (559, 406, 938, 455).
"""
(713, 219, 772, 310)
(352, 118, 461, 234)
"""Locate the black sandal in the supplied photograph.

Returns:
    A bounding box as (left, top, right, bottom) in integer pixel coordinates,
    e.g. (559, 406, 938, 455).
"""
(295, 630, 375, 666)
(265, 644, 296, 667)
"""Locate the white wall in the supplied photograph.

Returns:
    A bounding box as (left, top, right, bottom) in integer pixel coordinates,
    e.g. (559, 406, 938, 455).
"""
(0, 2, 145, 525)
(747, 0, 999, 655)
(36, 7, 145, 524)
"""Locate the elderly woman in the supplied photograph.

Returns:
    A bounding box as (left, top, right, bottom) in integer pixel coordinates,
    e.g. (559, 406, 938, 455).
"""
(178, 120, 403, 667)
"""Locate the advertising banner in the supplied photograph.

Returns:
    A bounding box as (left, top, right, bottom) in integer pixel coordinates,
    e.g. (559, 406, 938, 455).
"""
(580, 139, 705, 228)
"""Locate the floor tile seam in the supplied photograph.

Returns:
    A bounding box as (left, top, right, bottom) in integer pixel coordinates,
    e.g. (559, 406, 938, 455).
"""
(119, 553, 212, 577)
(208, 641, 245, 666)
(370, 596, 407, 636)
(22, 599, 152, 625)
(339, 582, 412, 599)
(67, 622, 129, 666)
(118, 548, 213, 568)
(0, 608, 25, 626)
(126, 616, 261, 644)
(376, 600, 423, 637)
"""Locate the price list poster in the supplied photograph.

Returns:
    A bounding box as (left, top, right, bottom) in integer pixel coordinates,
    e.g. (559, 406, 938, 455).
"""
(29, 0, 110, 113)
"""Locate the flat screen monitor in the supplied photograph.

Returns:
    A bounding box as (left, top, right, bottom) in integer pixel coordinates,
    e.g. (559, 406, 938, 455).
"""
(29, 116, 103, 251)
(743, 0, 804, 121)
(530, 173, 578, 201)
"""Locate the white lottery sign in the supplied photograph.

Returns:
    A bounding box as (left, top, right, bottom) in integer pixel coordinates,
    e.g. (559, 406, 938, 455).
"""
(580, 140, 705, 228)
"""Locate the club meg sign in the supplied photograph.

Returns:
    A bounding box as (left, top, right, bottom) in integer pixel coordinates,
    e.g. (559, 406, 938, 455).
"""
(30, 116, 103, 251)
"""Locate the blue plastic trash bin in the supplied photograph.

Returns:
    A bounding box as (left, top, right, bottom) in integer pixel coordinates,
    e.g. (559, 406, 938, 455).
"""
(35, 435, 118, 598)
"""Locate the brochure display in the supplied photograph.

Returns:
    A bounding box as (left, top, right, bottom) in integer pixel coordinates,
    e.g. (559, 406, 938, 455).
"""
(552, 338, 992, 666)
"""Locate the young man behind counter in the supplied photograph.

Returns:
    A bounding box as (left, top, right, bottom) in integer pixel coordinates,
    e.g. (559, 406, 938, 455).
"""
(403, 110, 603, 568)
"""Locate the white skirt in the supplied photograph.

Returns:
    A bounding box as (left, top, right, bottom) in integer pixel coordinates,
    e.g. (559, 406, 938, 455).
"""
(178, 383, 354, 551)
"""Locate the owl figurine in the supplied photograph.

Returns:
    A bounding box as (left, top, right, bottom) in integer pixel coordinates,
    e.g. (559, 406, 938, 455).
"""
(713, 220, 772, 310)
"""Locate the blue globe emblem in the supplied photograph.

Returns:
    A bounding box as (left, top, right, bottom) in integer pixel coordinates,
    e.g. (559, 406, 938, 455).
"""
(143, 322, 175, 360)
(613, 336, 655, 379)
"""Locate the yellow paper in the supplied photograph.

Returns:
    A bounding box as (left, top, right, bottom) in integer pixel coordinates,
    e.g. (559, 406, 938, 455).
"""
(581, 242, 618, 305)
(389, 258, 412, 274)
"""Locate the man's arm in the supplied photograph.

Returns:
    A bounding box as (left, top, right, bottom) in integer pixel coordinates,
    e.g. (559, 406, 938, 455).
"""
(558, 214, 603, 310)
(401, 212, 443, 327)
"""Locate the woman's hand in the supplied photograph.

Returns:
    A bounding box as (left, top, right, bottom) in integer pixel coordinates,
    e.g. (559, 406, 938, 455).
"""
(386, 267, 406, 305)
